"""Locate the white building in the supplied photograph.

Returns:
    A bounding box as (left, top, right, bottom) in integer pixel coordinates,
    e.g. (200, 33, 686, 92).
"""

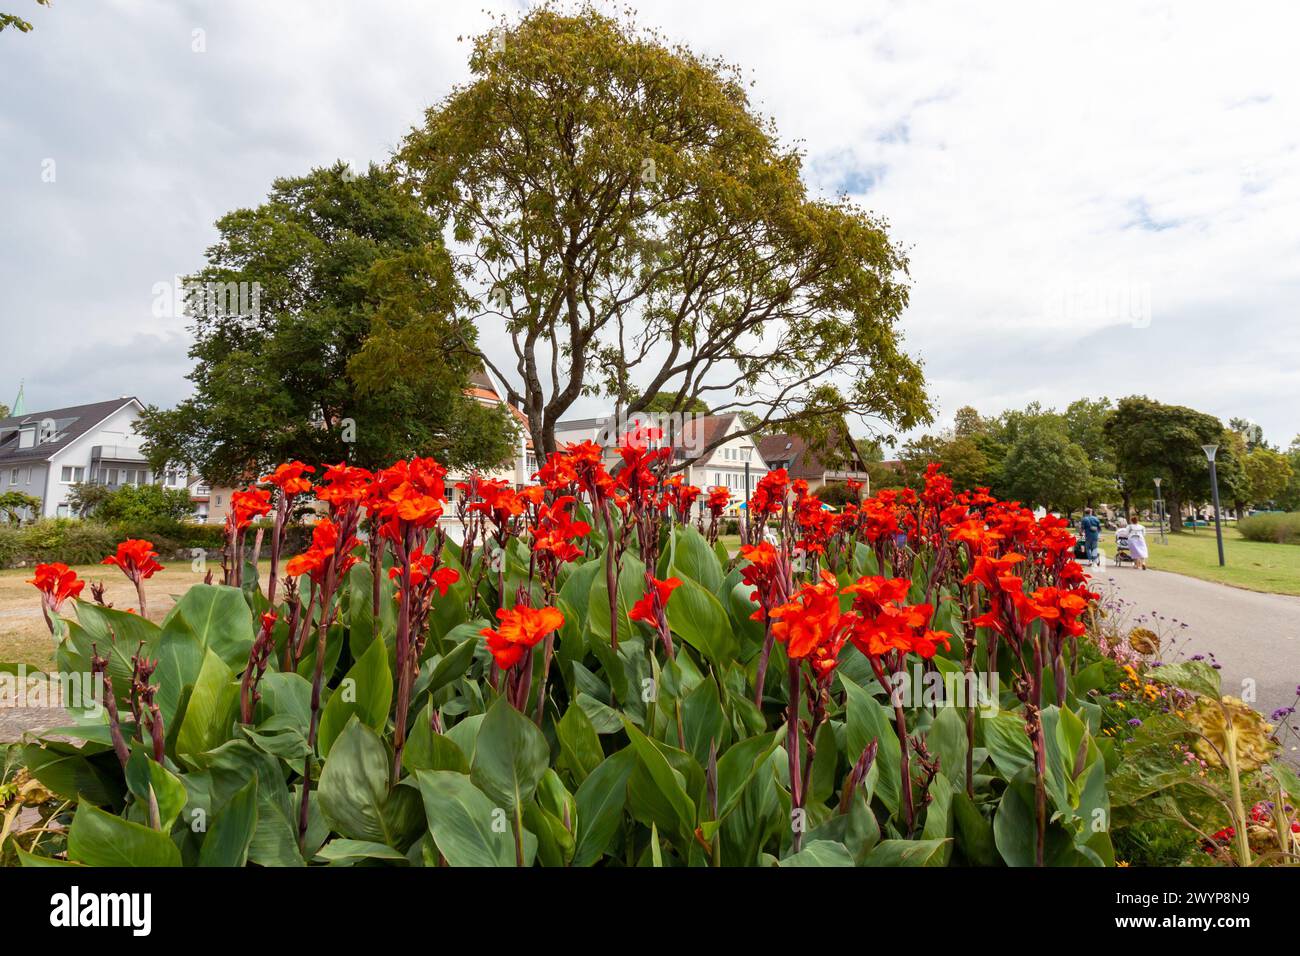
(0, 396, 194, 519)
(554, 411, 768, 513)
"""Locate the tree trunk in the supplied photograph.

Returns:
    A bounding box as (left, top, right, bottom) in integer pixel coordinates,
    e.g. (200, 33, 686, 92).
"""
(1166, 487, 1183, 532)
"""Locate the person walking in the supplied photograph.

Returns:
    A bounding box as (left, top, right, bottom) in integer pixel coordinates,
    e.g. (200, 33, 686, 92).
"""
(1080, 507, 1102, 566)
(1126, 512, 1149, 570)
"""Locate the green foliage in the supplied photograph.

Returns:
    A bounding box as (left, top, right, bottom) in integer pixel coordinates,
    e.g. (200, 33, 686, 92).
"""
(0, 518, 224, 568)
(136, 162, 516, 485)
(1104, 396, 1240, 529)
(85, 483, 197, 523)
(1, 510, 1156, 868)
(1237, 511, 1300, 545)
(0, 490, 41, 523)
(1242, 447, 1293, 506)
(395, 5, 930, 457)
(1000, 419, 1092, 512)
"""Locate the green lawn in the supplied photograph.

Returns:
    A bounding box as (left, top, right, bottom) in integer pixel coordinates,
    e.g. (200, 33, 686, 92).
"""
(1140, 526, 1300, 596)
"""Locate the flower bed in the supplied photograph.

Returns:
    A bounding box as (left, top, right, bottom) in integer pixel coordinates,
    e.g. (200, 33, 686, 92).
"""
(2, 439, 1295, 867)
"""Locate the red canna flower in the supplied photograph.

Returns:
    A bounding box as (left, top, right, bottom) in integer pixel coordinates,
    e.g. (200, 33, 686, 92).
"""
(372, 457, 447, 529)
(389, 546, 460, 596)
(468, 478, 525, 532)
(28, 562, 85, 613)
(481, 605, 565, 670)
(629, 576, 682, 625)
(535, 448, 579, 490)
(769, 570, 849, 661)
(228, 486, 273, 531)
(748, 468, 789, 518)
(101, 539, 164, 582)
(261, 461, 316, 496)
(738, 541, 786, 620)
(531, 495, 591, 565)
(315, 462, 375, 510)
(284, 518, 358, 584)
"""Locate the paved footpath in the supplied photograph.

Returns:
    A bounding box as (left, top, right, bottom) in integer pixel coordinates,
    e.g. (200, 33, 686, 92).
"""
(1094, 564, 1300, 761)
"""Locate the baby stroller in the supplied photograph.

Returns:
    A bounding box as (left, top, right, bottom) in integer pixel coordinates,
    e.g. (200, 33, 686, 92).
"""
(1112, 524, 1134, 567)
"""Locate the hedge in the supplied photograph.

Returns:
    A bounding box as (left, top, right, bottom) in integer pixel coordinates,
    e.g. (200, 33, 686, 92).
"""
(1237, 511, 1300, 545)
(0, 519, 314, 569)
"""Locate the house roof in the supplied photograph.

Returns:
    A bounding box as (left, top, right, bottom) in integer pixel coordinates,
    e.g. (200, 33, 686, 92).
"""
(464, 366, 532, 450)
(555, 413, 743, 454)
(672, 413, 739, 451)
(757, 431, 867, 480)
(0, 398, 139, 465)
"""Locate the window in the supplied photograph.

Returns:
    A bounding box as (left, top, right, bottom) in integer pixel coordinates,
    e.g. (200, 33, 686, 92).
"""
(9, 468, 17, 484)
(56, 504, 69, 517)
(60, 466, 85, 483)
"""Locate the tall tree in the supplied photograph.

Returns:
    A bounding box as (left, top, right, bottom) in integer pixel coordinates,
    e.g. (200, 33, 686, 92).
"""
(388, 6, 930, 461)
(1103, 396, 1236, 531)
(139, 163, 517, 484)
(1000, 419, 1091, 514)
(1242, 447, 1293, 507)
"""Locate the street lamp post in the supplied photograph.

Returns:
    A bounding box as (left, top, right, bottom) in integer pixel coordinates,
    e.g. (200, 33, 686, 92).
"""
(1202, 444, 1226, 567)
(1153, 477, 1167, 544)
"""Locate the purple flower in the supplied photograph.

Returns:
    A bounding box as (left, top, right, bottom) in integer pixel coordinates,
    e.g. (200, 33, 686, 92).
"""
(1127, 718, 1142, 727)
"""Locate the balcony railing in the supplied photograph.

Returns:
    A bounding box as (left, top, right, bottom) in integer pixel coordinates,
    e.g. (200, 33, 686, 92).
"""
(90, 444, 148, 462)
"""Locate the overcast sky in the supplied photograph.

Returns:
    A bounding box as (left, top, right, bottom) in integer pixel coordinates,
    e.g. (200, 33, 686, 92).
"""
(3, 0, 1298, 444)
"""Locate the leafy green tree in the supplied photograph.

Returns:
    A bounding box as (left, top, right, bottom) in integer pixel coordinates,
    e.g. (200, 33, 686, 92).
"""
(95, 485, 197, 524)
(0, 490, 41, 523)
(66, 482, 113, 518)
(1103, 397, 1237, 531)
(1242, 447, 1293, 507)
(1228, 417, 1266, 453)
(390, 6, 930, 460)
(138, 163, 516, 484)
(1278, 437, 1300, 512)
(1000, 419, 1092, 514)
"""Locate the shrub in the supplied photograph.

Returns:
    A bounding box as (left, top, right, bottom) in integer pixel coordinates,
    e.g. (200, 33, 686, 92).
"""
(1238, 511, 1300, 545)
(0, 518, 230, 568)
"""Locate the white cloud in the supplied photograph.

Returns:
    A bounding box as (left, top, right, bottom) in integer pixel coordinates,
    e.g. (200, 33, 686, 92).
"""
(2, 0, 1297, 442)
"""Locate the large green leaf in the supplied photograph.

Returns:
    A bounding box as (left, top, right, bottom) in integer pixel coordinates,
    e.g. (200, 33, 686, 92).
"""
(620, 716, 696, 843)
(198, 775, 258, 867)
(125, 751, 187, 830)
(176, 649, 239, 766)
(587, 553, 646, 647)
(471, 698, 550, 815)
(410, 770, 517, 866)
(159, 584, 256, 668)
(781, 839, 856, 866)
(664, 575, 736, 669)
(557, 703, 605, 784)
(318, 635, 394, 758)
(669, 524, 724, 593)
(839, 673, 901, 815)
(1147, 660, 1221, 698)
(863, 837, 951, 866)
(21, 740, 123, 806)
(317, 718, 423, 848)
(681, 676, 727, 766)
(981, 709, 1035, 779)
(67, 803, 182, 867)
(572, 747, 637, 866)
